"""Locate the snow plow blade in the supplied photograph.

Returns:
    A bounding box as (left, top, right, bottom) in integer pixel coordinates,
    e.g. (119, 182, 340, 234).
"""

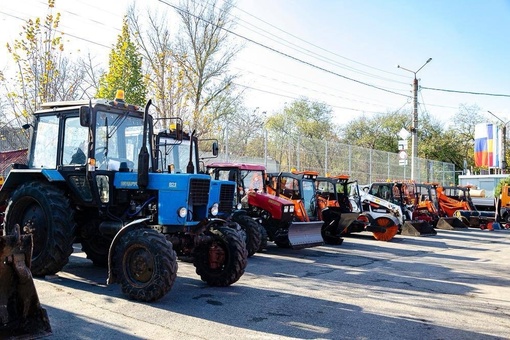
(401, 220, 437, 237)
(288, 221, 325, 249)
(435, 217, 469, 230)
(0, 225, 52, 339)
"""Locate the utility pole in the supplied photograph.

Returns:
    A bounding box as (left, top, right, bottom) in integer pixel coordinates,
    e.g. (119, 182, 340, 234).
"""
(397, 58, 432, 181)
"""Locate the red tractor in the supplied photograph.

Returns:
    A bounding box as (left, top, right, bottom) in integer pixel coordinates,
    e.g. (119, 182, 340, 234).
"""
(206, 164, 326, 249)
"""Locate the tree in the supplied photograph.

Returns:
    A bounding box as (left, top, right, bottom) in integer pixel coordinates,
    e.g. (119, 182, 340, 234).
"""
(1, 0, 86, 148)
(448, 104, 485, 170)
(341, 110, 412, 152)
(265, 98, 339, 170)
(127, 6, 188, 122)
(97, 17, 146, 106)
(175, 0, 241, 135)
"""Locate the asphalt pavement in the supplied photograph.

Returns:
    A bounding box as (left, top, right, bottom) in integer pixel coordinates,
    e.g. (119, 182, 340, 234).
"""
(27, 227, 510, 339)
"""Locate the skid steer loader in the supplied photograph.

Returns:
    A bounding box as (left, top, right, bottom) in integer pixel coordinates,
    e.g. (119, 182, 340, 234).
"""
(365, 181, 436, 236)
(0, 225, 52, 339)
(316, 175, 400, 241)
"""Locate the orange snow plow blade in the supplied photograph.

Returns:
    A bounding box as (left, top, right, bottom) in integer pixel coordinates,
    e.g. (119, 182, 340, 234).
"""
(0, 225, 52, 339)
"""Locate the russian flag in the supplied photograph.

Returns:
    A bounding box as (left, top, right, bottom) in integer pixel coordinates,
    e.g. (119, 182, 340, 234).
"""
(474, 123, 500, 167)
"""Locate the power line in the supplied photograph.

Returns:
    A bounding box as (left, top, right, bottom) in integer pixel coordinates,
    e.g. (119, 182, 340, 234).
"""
(230, 2, 409, 82)
(157, 0, 409, 98)
(421, 86, 510, 98)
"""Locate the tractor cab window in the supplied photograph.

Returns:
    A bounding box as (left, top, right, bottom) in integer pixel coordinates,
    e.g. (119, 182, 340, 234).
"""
(32, 115, 60, 168)
(242, 170, 264, 192)
(281, 176, 300, 198)
(302, 180, 316, 217)
(95, 111, 144, 171)
(157, 137, 195, 173)
(63, 117, 89, 165)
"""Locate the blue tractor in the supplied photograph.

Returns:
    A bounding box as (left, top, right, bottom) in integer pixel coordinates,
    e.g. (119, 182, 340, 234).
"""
(0, 92, 247, 302)
(153, 123, 261, 257)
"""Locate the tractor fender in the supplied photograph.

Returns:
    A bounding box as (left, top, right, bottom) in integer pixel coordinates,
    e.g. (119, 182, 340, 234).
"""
(0, 169, 65, 201)
(107, 217, 151, 285)
(231, 209, 248, 220)
(204, 217, 240, 231)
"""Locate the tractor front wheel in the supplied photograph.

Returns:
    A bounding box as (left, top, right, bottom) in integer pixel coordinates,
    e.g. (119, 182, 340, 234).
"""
(193, 227, 247, 287)
(113, 228, 177, 302)
(4, 181, 75, 276)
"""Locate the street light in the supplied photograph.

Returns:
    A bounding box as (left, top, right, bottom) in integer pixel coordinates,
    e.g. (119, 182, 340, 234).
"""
(397, 57, 432, 181)
(488, 110, 507, 171)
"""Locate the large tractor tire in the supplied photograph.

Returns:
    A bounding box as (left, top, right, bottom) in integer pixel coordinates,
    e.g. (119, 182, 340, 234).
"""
(193, 226, 248, 287)
(233, 215, 262, 257)
(372, 216, 399, 241)
(112, 228, 177, 302)
(80, 220, 111, 267)
(4, 181, 75, 276)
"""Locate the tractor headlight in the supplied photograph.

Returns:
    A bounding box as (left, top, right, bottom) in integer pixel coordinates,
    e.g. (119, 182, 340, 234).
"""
(289, 205, 295, 213)
(283, 206, 289, 213)
(178, 207, 187, 218)
(210, 203, 219, 216)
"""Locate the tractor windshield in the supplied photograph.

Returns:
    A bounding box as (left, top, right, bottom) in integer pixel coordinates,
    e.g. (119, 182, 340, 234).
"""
(157, 137, 196, 174)
(302, 179, 316, 217)
(95, 111, 145, 172)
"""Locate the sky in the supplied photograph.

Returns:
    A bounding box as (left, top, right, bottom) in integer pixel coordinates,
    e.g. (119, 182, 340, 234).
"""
(1, 0, 509, 129)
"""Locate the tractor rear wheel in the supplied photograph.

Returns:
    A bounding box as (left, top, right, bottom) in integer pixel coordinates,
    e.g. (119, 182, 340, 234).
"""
(372, 216, 399, 241)
(193, 226, 247, 286)
(233, 215, 261, 257)
(4, 181, 75, 276)
(113, 228, 177, 302)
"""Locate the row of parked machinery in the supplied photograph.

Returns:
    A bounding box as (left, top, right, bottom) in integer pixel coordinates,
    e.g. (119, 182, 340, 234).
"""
(0, 91, 498, 337)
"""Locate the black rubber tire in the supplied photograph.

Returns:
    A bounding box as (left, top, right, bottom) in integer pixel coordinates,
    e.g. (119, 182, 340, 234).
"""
(233, 215, 262, 257)
(193, 226, 247, 287)
(81, 220, 111, 267)
(257, 224, 268, 252)
(321, 223, 344, 245)
(112, 228, 177, 302)
(4, 181, 75, 276)
(320, 211, 343, 245)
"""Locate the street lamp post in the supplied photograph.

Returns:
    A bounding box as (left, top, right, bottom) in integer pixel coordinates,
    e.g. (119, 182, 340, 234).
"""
(488, 110, 507, 171)
(397, 58, 432, 181)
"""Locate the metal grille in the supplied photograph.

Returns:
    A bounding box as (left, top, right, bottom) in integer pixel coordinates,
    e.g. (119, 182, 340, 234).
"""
(189, 178, 210, 205)
(219, 183, 235, 213)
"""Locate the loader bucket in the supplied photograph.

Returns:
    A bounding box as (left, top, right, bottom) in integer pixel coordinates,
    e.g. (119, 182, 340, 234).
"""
(0, 225, 52, 339)
(401, 220, 437, 237)
(435, 217, 468, 230)
(288, 221, 325, 249)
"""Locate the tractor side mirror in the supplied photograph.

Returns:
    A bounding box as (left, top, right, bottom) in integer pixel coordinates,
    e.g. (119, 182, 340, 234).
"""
(80, 107, 91, 127)
(212, 141, 219, 156)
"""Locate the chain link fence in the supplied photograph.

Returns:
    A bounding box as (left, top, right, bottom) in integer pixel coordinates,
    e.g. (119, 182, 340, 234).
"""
(210, 131, 456, 185)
